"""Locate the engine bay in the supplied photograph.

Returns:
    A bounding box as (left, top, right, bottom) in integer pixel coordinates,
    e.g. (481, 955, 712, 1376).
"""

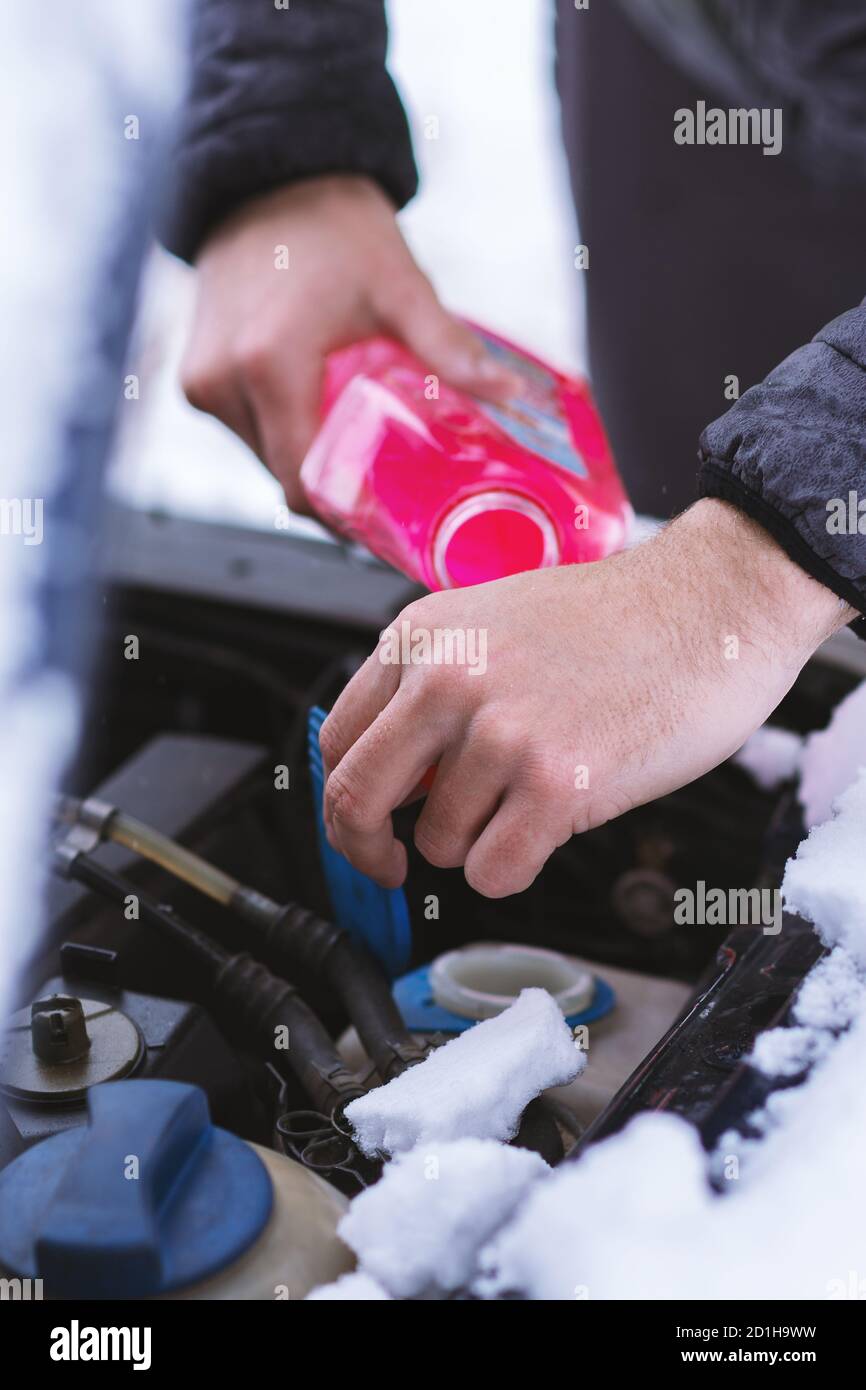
(1, 506, 862, 1300)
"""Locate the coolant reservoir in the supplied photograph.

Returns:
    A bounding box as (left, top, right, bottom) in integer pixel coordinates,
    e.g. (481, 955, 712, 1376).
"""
(0, 1080, 353, 1300)
(338, 944, 692, 1132)
(429, 942, 594, 1021)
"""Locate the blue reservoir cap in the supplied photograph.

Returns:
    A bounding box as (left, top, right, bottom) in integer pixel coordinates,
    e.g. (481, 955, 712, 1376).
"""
(0, 1080, 273, 1298)
(393, 964, 617, 1033)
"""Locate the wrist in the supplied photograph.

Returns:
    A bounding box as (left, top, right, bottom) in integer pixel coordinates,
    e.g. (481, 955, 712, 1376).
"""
(675, 498, 854, 665)
(198, 174, 393, 254)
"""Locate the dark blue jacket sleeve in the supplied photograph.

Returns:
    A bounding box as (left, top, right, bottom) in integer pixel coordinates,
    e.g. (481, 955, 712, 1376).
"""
(161, 0, 418, 262)
(699, 299, 866, 636)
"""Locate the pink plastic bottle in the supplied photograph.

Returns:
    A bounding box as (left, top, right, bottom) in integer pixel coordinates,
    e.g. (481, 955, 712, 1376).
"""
(300, 324, 631, 590)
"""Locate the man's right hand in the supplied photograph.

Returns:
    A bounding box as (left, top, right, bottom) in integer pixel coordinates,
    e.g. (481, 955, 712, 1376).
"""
(180, 174, 516, 513)
(320, 498, 852, 896)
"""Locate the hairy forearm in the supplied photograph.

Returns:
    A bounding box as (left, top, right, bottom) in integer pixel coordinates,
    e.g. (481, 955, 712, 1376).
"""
(667, 498, 856, 665)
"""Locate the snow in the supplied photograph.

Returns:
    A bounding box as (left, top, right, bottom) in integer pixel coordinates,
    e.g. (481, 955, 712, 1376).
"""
(0, 2, 183, 1022)
(733, 725, 803, 791)
(475, 991, 866, 1300)
(477, 1113, 712, 1300)
(11, 2, 866, 1306)
(345, 988, 584, 1157)
(470, 775, 866, 1299)
(749, 1025, 831, 1078)
(799, 679, 866, 828)
(782, 769, 866, 967)
(793, 947, 866, 1031)
(337, 1139, 548, 1299)
(310, 995, 866, 1303)
(733, 679, 866, 820)
(306, 1272, 392, 1302)
(312, 708, 866, 1301)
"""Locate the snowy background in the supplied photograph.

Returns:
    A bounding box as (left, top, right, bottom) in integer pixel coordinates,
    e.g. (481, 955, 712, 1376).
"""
(5, 1, 866, 1302)
(0, 1, 184, 1022)
(109, 0, 581, 535)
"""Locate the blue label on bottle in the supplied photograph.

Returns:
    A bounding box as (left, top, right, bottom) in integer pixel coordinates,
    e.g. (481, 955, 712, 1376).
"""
(475, 331, 588, 479)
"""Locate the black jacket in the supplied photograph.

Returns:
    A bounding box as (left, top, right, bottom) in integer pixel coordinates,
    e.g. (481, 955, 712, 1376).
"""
(699, 304, 866, 636)
(163, 0, 417, 264)
(162, 0, 866, 630)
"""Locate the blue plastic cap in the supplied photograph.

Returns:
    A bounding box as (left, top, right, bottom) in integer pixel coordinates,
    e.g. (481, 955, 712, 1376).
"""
(0, 1080, 273, 1299)
(393, 964, 617, 1033)
(308, 705, 411, 979)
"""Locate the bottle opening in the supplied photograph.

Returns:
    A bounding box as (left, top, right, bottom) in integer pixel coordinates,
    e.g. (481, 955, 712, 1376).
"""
(433, 490, 560, 588)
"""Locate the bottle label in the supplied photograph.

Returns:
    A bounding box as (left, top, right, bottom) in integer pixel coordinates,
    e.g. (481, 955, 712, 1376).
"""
(474, 331, 587, 479)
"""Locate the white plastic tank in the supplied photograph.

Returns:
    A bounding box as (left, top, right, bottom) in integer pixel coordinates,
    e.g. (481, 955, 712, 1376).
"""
(339, 941, 691, 1131)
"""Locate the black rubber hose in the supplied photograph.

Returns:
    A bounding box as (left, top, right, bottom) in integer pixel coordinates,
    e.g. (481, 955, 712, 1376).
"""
(62, 793, 428, 1084)
(324, 936, 428, 1081)
(238, 895, 428, 1081)
(513, 1098, 564, 1167)
(62, 854, 367, 1116)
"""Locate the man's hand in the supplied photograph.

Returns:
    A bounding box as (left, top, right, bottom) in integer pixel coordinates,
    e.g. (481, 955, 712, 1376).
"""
(320, 499, 853, 897)
(180, 175, 516, 512)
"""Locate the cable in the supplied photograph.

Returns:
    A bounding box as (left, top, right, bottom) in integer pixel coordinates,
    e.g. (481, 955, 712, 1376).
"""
(57, 796, 428, 1080)
(55, 850, 367, 1117)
